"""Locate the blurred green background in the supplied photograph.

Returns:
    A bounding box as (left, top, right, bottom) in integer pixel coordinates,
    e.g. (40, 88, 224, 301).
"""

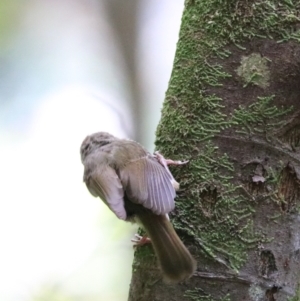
(0, 1, 184, 300)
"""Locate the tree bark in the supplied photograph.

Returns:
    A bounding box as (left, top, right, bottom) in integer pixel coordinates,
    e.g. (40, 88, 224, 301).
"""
(128, 1, 300, 300)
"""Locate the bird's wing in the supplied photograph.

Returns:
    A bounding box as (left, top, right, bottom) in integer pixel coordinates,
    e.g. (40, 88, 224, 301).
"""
(119, 156, 176, 215)
(84, 159, 126, 220)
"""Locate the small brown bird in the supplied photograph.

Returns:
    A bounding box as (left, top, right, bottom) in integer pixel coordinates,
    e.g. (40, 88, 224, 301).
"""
(80, 132, 196, 282)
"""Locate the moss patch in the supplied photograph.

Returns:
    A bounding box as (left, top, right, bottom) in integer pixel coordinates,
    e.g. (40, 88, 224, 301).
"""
(231, 94, 293, 137)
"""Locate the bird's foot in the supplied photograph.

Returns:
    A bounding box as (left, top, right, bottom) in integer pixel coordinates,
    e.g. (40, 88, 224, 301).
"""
(131, 234, 151, 247)
(154, 151, 188, 191)
(154, 151, 189, 168)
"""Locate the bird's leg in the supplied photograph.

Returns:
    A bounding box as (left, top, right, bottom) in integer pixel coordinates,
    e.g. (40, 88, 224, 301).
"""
(154, 151, 189, 168)
(154, 151, 189, 190)
(130, 214, 169, 247)
(131, 234, 151, 247)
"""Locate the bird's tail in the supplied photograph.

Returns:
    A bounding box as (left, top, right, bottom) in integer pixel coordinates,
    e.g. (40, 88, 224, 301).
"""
(137, 212, 196, 282)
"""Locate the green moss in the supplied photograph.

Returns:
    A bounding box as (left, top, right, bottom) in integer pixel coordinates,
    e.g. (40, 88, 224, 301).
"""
(170, 143, 262, 271)
(154, 0, 299, 287)
(133, 229, 156, 261)
(134, 244, 154, 260)
(182, 0, 300, 46)
(231, 95, 293, 137)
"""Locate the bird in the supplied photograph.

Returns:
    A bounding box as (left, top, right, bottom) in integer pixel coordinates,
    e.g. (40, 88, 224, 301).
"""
(80, 132, 196, 282)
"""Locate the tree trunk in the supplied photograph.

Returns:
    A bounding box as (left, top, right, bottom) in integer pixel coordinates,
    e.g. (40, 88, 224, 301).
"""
(128, 1, 300, 300)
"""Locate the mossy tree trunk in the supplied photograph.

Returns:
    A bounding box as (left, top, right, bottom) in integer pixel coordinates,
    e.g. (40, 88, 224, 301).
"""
(128, 1, 300, 300)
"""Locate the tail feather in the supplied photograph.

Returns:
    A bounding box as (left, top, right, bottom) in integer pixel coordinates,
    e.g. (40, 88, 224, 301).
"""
(137, 212, 196, 282)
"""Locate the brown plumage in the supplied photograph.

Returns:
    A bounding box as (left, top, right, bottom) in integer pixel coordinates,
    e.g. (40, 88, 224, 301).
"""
(80, 132, 196, 282)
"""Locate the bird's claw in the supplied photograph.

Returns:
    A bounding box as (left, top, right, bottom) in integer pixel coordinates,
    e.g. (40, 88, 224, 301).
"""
(154, 151, 189, 167)
(131, 234, 151, 247)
